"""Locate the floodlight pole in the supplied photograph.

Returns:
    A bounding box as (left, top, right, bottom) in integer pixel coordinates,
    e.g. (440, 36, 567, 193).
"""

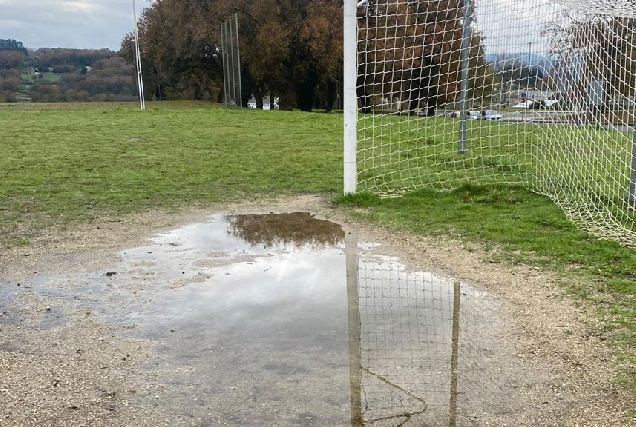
(132, 0, 145, 110)
(344, 0, 358, 195)
(458, 0, 473, 154)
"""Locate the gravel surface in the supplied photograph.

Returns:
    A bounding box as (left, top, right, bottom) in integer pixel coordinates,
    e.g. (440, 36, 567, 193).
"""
(0, 195, 634, 426)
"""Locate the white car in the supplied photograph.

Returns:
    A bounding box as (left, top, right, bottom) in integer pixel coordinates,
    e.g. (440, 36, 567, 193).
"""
(468, 110, 480, 119)
(481, 110, 503, 120)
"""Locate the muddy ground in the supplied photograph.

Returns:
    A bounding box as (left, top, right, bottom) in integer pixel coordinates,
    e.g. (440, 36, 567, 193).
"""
(0, 195, 634, 426)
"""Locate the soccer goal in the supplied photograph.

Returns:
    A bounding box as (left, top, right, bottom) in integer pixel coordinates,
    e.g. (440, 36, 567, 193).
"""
(344, 0, 636, 246)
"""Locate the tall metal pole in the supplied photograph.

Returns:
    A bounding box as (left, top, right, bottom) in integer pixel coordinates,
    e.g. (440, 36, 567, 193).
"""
(525, 42, 532, 121)
(343, 0, 358, 194)
(234, 13, 242, 108)
(629, 127, 636, 208)
(629, 41, 636, 208)
(458, 0, 473, 154)
(220, 22, 228, 107)
(132, 0, 145, 110)
(228, 18, 236, 107)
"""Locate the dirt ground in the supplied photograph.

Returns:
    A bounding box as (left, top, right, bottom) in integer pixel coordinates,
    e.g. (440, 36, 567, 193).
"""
(0, 195, 634, 426)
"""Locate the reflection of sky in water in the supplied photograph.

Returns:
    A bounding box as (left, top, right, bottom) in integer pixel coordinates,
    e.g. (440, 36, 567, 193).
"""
(5, 213, 505, 425)
(119, 214, 348, 338)
(124, 246, 347, 331)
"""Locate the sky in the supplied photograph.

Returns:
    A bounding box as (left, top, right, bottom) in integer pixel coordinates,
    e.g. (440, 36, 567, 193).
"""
(1, 0, 629, 54)
(0, 0, 148, 50)
(1, 0, 556, 53)
(475, 0, 566, 56)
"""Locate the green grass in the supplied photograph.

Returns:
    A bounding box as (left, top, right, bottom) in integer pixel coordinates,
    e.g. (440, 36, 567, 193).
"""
(1, 101, 635, 404)
(21, 72, 61, 84)
(0, 101, 343, 244)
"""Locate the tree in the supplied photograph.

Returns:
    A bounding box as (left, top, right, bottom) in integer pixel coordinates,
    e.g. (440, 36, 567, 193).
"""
(0, 39, 27, 55)
(357, 0, 493, 115)
(125, 0, 343, 110)
(239, 0, 342, 111)
(545, 13, 636, 108)
(123, 0, 227, 101)
(31, 48, 115, 70)
(29, 81, 63, 102)
(29, 55, 137, 103)
(0, 50, 26, 70)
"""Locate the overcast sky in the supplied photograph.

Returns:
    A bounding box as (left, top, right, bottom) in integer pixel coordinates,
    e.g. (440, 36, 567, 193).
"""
(0, 0, 148, 50)
(3, 0, 624, 55)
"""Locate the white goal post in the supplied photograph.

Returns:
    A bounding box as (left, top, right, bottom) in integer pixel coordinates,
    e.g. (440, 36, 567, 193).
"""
(132, 0, 145, 110)
(344, 0, 636, 247)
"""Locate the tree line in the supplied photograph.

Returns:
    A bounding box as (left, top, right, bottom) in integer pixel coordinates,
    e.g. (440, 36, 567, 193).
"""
(121, 0, 343, 111)
(125, 0, 496, 113)
(0, 40, 138, 103)
(30, 57, 138, 103)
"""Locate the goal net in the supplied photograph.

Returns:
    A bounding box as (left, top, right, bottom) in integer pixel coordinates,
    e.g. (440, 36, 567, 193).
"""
(345, 0, 636, 246)
(345, 234, 505, 425)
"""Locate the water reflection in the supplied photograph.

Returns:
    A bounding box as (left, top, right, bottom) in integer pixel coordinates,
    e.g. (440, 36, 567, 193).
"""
(346, 233, 498, 426)
(7, 212, 501, 426)
(227, 212, 344, 249)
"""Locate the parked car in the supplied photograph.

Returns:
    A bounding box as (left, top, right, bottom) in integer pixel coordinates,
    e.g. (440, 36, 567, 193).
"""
(481, 110, 503, 120)
(468, 110, 480, 119)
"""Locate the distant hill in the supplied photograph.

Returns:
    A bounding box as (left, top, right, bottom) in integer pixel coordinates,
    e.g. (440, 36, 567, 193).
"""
(485, 53, 557, 75)
(0, 42, 138, 103)
(485, 53, 555, 66)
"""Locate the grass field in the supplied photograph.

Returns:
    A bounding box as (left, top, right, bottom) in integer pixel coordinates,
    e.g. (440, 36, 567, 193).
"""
(20, 72, 62, 84)
(1, 100, 635, 394)
(0, 101, 343, 245)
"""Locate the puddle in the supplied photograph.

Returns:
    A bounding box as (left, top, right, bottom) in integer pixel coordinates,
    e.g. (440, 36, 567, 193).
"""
(7, 212, 510, 426)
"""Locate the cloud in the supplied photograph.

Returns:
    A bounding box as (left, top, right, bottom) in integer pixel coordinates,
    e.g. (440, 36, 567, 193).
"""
(0, 0, 147, 50)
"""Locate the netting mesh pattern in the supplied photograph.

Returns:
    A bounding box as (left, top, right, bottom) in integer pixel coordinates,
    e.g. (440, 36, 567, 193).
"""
(355, 0, 636, 246)
(552, 0, 636, 17)
(350, 245, 501, 425)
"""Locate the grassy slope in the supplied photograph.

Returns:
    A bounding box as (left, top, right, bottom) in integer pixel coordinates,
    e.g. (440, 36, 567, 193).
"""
(0, 102, 343, 243)
(1, 101, 635, 395)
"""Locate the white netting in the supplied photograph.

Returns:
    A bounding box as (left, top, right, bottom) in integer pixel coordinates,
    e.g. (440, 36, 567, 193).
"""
(551, 0, 636, 17)
(347, 237, 504, 425)
(354, 0, 636, 246)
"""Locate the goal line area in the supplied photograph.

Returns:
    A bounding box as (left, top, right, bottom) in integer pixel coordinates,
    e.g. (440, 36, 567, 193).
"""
(344, 0, 636, 247)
